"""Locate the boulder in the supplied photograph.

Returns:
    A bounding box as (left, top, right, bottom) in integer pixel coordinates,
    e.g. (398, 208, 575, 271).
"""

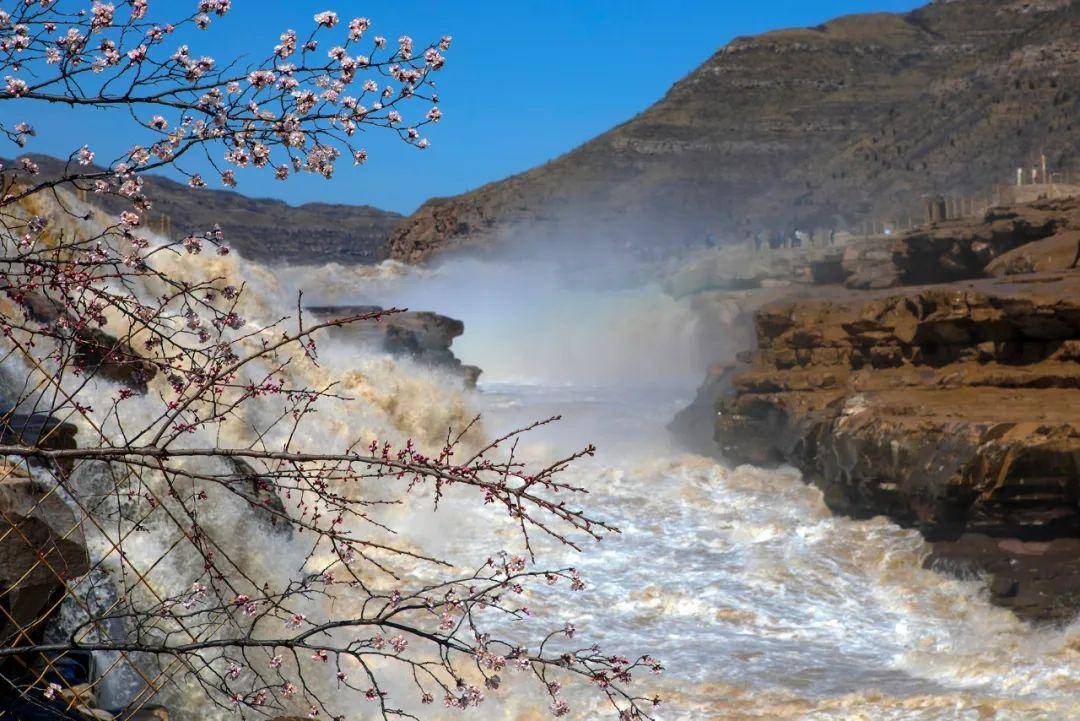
(0, 465, 90, 642)
(1, 410, 79, 475)
(18, 291, 156, 393)
(224, 458, 292, 535)
(305, 305, 482, 387)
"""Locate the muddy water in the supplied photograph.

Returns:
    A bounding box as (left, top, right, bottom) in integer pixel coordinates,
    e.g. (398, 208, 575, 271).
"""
(459, 382, 1080, 720)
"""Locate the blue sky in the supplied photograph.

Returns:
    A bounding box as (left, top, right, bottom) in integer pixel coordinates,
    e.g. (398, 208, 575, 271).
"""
(24, 1, 926, 213)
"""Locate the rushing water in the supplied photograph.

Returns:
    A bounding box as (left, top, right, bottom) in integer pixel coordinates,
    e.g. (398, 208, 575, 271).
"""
(363, 257, 1080, 720)
(20, 205, 1079, 720)
(461, 381, 1080, 720)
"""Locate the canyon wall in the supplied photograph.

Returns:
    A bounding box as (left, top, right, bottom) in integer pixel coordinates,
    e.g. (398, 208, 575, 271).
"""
(688, 196, 1080, 621)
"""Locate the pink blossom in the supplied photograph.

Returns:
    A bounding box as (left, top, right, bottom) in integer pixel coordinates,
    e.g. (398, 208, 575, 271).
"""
(198, 0, 231, 15)
(425, 48, 445, 69)
(126, 44, 148, 64)
(550, 699, 571, 717)
(313, 11, 338, 28)
(90, 2, 115, 31)
(275, 29, 296, 58)
(247, 70, 276, 89)
(347, 17, 370, 40)
(5, 76, 28, 97)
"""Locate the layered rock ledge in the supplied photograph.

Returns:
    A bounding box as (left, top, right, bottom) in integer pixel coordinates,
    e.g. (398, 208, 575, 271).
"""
(681, 198, 1080, 622)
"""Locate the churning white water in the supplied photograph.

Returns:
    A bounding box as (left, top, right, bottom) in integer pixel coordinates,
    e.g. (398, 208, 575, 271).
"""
(357, 258, 1080, 720)
(22, 202, 1079, 720)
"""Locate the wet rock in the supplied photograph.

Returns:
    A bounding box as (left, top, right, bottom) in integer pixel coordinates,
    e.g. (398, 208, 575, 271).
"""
(668, 363, 736, 455)
(305, 305, 482, 387)
(224, 457, 292, 535)
(18, 291, 157, 393)
(1, 410, 79, 476)
(929, 535, 1080, 623)
(0, 465, 90, 643)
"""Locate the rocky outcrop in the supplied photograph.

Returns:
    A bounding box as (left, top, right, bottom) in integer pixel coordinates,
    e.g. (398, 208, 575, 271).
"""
(0, 465, 90, 642)
(710, 274, 1080, 621)
(17, 290, 157, 393)
(306, 306, 481, 387)
(842, 197, 1080, 288)
(225, 458, 293, 535)
(2, 410, 79, 477)
(671, 195, 1080, 621)
(389, 0, 1080, 263)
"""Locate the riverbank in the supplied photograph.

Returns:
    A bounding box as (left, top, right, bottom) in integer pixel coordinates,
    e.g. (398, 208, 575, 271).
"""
(675, 196, 1080, 622)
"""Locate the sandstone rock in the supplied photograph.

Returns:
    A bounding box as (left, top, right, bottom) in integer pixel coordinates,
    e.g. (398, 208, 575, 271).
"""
(841, 197, 1080, 288)
(929, 535, 1080, 623)
(987, 229, 1080, 277)
(708, 270, 1080, 620)
(668, 363, 735, 454)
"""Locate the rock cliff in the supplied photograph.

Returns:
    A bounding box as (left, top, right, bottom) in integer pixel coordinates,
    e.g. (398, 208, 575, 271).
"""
(389, 0, 1080, 263)
(689, 198, 1080, 622)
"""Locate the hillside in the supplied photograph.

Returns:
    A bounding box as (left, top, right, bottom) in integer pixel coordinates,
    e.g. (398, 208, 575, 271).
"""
(388, 0, 1080, 263)
(9, 155, 402, 265)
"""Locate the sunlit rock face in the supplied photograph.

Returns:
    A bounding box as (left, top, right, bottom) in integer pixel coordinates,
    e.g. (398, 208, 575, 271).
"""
(388, 0, 1080, 263)
(708, 216, 1080, 622)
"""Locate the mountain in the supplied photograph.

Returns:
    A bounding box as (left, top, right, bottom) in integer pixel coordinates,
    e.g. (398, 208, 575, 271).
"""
(9, 155, 402, 265)
(387, 0, 1080, 263)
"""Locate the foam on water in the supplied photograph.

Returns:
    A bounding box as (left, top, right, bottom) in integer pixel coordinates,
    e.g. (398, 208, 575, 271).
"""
(462, 383, 1080, 720)
(16, 205, 1078, 720)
